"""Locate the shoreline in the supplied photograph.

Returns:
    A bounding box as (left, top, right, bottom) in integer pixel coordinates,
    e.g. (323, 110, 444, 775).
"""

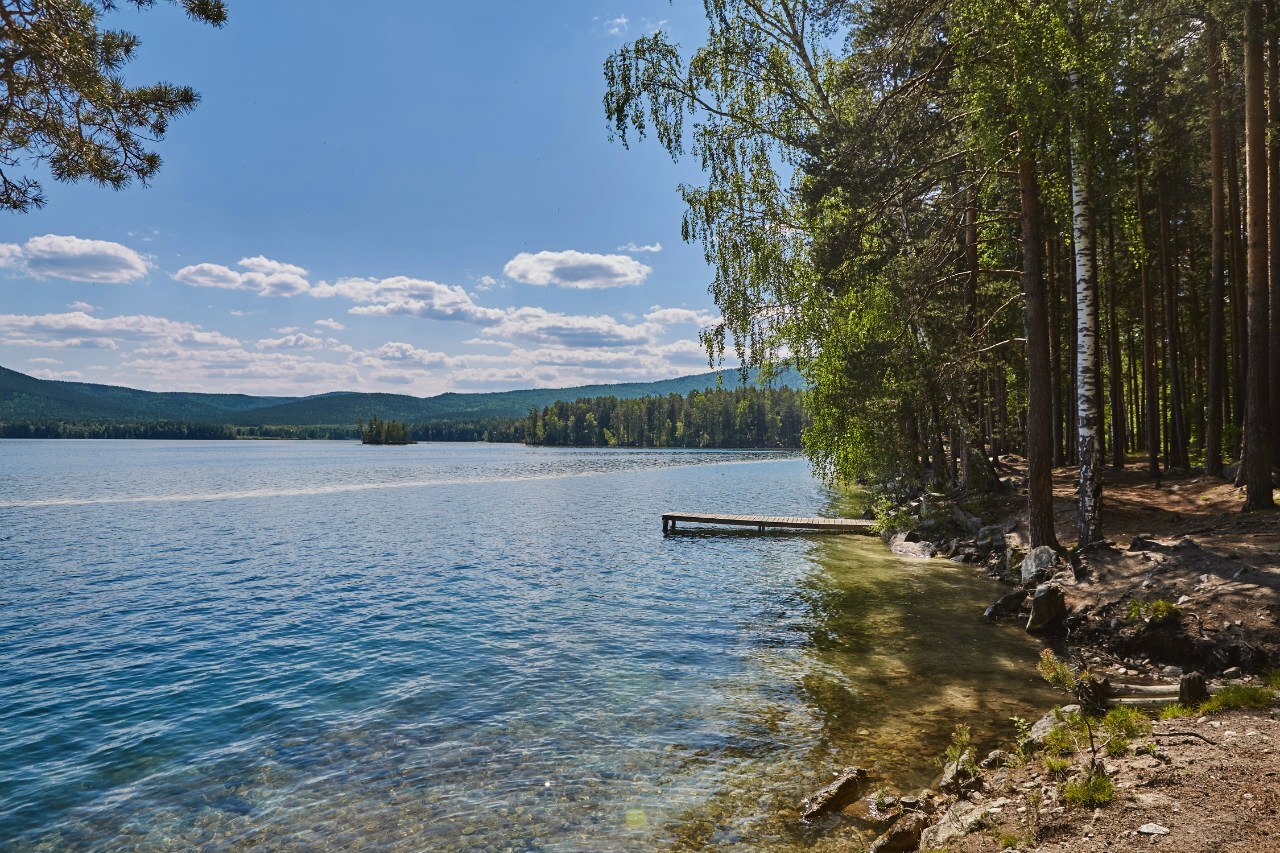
(814, 460, 1279, 851)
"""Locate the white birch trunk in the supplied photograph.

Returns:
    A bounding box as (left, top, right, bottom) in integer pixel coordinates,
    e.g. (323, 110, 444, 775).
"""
(1069, 0, 1103, 546)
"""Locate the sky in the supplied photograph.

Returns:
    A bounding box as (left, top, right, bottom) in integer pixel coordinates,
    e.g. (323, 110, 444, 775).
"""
(0, 1, 727, 396)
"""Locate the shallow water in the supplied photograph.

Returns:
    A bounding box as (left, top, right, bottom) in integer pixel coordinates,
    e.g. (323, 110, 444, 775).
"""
(0, 441, 1054, 850)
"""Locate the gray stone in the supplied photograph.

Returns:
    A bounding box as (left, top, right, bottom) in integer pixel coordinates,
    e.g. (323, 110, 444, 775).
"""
(1021, 545, 1058, 585)
(952, 505, 982, 533)
(798, 766, 867, 822)
(980, 749, 1008, 769)
(938, 749, 975, 793)
(1028, 705, 1080, 746)
(1138, 823, 1170, 836)
(977, 523, 1006, 547)
(869, 812, 929, 852)
(889, 532, 936, 560)
(984, 589, 1029, 622)
(1026, 583, 1066, 633)
(916, 801, 988, 848)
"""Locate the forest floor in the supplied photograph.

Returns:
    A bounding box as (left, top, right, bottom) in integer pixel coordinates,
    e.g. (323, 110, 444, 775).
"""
(846, 463, 1280, 852)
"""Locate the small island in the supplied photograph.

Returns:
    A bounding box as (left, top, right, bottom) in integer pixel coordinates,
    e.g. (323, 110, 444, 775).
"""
(359, 417, 415, 445)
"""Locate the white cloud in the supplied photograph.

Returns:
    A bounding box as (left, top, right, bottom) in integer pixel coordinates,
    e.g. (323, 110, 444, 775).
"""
(317, 276, 506, 323)
(366, 341, 450, 367)
(30, 368, 86, 381)
(0, 234, 149, 284)
(67, 301, 99, 312)
(27, 356, 62, 365)
(603, 15, 628, 35)
(315, 318, 345, 331)
(0, 311, 239, 350)
(503, 250, 651, 289)
(618, 241, 663, 253)
(257, 333, 325, 350)
(173, 257, 310, 297)
(644, 306, 721, 327)
(481, 306, 654, 347)
(475, 275, 500, 291)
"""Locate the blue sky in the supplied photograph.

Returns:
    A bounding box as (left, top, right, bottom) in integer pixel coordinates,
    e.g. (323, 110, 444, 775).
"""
(0, 1, 726, 395)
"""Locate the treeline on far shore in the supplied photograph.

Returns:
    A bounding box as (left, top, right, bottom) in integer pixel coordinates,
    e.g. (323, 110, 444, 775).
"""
(0, 386, 805, 448)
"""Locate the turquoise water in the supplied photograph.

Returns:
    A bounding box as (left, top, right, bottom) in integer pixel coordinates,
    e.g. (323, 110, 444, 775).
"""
(0, 441, 1053, 850)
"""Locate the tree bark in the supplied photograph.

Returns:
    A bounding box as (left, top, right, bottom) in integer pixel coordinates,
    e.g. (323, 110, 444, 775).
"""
(1208, 12, 1228, 477)
(1270, 10, 1280, 467)
(1020, 156, 1061, 548)
(1107, 216, 1127, 468)
(1244, 1, 1276, 509)
(1067, 44, 1103, 544)
(1136, 149, 1161, 479)
(1158, 178, 1190, 469)
(1230, 124, 1249, 448)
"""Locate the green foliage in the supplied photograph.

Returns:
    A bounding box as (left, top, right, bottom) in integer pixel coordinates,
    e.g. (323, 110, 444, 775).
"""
(939, 723, 978, 774)
(524, 386, 806, 448)
(359, 417, 414, 445)
(1264, 671, 1280, 689)
(1043, 755, 1071, 779)
(0, 0, 227, 211)
(1125, 599, 1180, 624)
(1008, 715, 1033, 766)
(1158, 703, 1197, 720)
(1062, 770, 1114, 808)
(1102, 706, 1153, 739)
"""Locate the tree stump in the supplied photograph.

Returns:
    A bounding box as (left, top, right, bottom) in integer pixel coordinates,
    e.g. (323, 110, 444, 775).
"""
(1179, 672, 1209, 706)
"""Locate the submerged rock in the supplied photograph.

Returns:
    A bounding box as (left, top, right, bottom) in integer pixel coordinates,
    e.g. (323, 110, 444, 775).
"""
(843, 795, 903, 833)
(798, 766, 868, 822)
(984, 589, 1029, 622)
(1026, 583, 1066, 633)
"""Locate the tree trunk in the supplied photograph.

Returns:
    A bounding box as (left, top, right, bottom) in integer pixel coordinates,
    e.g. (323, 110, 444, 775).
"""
(1020, 156, 1061, 548)
(1229, 124, 1249, 449)
(1136, 151, 1161, 479)
(1107, 216, 1127, 468)
(1067, 52, 1103, 544)
(1270, 13, 1280, 467)
(1208, 12, 1228, 477)
(1158, 178, 1190, 469)
(1049, 235, 1065, 466)
(1244, 1, 1276, 509)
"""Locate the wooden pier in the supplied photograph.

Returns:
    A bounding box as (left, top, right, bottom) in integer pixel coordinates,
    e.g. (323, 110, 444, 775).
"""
(662, 512, 875, 534)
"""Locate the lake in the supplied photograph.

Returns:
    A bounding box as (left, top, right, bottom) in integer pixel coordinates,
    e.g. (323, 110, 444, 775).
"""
(0, 441, 1054, 850)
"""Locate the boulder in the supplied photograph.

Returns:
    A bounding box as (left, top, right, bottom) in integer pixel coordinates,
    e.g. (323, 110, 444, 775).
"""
(869, 812, 929, 852)
(983, 589, 1029, 622)
(1025, 583, 1066, 633)
(916, 801, 989, 848)
(1028, 704, 1080, 746)
(889, 532, 936, 560)
(976, 524, 1007, 549)
(798, 766, 868, 822)
(938, 749, 976, 793)
(952, 505, 982, 533)
(1021, 545, 1058, 585)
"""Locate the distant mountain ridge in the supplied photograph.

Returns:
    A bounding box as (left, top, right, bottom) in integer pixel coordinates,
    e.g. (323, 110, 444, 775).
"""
(0, 364, 803, 426)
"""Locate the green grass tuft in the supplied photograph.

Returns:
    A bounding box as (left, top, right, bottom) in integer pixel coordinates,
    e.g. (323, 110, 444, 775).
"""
(1063, 771, 1114, 808)
(1200, 684, 1276, 713)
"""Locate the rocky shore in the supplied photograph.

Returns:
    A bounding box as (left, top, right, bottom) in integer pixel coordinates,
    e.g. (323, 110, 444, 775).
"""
(803, 460, 1279, 851)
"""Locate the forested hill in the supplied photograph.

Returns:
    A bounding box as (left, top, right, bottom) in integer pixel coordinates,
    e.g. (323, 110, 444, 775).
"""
(0, 364, 802, 426)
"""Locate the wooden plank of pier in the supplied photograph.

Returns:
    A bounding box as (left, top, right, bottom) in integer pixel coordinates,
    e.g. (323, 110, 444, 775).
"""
(662, 512, 874, 535)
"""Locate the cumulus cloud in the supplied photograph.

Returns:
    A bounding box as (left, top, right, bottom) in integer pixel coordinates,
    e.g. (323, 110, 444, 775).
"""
(503, 250, 651, 289)
(27, 356, 62, 365)
(257, 333, 325, 350)
(644, 306, 721, 327)
(618, 241, 662, 253)
(173, 256, 310, 297)
(0, 311, 238, 350)
(481, 306, 654, 347)
(475, 275, 500, 291)
(317, 276, 506, 323)
(366, 341, 450, 368)
(67, 301, 99, 312)
(0, 234, 149, 284)
(314, 318, 344, 331)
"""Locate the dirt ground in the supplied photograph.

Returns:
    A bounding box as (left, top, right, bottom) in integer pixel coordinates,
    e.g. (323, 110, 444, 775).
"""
(932, 708, 1280, 853)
